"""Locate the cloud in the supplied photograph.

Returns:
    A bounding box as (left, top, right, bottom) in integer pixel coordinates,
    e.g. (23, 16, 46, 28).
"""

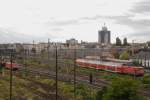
(107, 0, 150, 40)
(127, 31, 150, 42)
(129, 31, 150, 37)
(80, 15, 104, 21)
(45, 15, 125, 28)
(50, 28, 64, 32)
(112, 16, 150, 29)
(44, 11, 150, 42)
(79, 14, 150, 30)
(76, 14, 150, 30)
(106, 15, 150, 41)
(45, 15, 110, 27)
(130, 0, 150, 13)
(75, 12, 150, 42)
(0, 27, 57, 43)
(1, 0, 148, 43)
(46, 19, 80, 26)
(0, 28, 29, 43)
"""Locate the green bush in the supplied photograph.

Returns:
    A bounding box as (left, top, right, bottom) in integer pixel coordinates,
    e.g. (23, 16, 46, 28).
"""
(142, 75, 150, 84)
(141, 75, 150, 91)
(119, 51, 129, 60)
(96, 87, 107, 100)
(100, 78, 143, 100)
(132, 60, 140, 66)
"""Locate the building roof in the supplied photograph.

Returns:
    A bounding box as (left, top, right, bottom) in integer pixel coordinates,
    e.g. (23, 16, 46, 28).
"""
(133, 51, 150, 59)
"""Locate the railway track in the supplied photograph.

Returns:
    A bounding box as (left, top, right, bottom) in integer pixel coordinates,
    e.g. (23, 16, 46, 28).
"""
(17, 67, 150, 97)
(138, 89, 150, 97)
(18, 67, 109, 88)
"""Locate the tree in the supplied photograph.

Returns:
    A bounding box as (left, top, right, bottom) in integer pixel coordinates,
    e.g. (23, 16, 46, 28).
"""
(119, 51, 129, 60)
(123, 38, 128, 46)
(31, 48, 36, 53)
(116, 37, 122, 46)
(95, 78, 145, 100)
(142, 75, 150, 84)
(96, 87, 107, 100)
(113, 52, 120, 59)
(102, 78, 143, 100)
(142, 75, 150, 91)
(147, 41, 150, 47)
(76, 84, 93, 100)
(132, 59, 143, 66)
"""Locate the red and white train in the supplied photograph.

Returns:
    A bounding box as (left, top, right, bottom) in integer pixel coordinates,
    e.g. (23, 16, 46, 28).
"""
(5, 62, 20, 70)
(76, 58, 144, 76)
(0, 61, 20, 70)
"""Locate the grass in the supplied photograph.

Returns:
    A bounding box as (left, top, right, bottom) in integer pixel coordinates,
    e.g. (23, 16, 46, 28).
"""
(77, 67, 133, 81)
(0, 75, 36, 100)
(0, 70, 98, 100)
(14, 57, 150, 99)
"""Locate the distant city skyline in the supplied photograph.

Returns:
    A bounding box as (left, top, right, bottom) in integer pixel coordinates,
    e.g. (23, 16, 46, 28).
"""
(0, 0, 150, 43)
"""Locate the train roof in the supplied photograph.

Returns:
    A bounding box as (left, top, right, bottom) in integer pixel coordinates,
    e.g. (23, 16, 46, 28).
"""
(76, 59, 124, 67)
(105, 58, 132, 63)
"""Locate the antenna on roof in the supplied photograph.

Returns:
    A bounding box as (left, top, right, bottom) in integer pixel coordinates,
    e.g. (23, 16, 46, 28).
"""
(33, 40, 35, 46)
(104, 23, 106, 26)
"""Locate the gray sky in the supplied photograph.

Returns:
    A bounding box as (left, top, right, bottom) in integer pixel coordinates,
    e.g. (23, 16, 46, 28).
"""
(0, 0, 150, 43)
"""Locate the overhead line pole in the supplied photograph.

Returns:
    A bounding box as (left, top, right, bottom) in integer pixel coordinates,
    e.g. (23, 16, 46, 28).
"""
(24, 48, 27, 77)
(48, 39, 50, 61)
(10, 50, 13, 100)
(74, 44, 76, 100)
(55, 43, 58, 100)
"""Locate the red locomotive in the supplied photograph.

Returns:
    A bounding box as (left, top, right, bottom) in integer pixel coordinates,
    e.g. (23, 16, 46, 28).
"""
(5, 62, 20, 70)
(0, 60, 20, 70)
(76, 58, 144, 76)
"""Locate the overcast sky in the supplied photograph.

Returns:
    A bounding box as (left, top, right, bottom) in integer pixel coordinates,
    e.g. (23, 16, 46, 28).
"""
(0, 0, 150, 43)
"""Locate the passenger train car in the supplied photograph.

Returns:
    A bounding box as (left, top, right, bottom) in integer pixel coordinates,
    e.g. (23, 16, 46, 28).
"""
(76, 58, 144, 76)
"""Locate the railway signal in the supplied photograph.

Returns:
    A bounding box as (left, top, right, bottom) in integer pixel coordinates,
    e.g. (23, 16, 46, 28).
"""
(89, 73, 93, 84)
(89, 73, 93, 100)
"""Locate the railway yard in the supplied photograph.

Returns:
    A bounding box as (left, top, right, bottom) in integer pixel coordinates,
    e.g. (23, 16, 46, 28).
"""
(0, 49, 150, 100)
